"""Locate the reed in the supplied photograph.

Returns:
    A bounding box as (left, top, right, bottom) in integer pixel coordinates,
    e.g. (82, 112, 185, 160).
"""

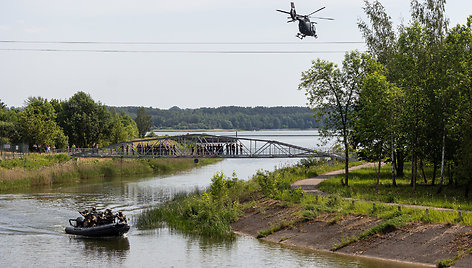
(136, 173, 245, 239)
(0, 155, 220, 192)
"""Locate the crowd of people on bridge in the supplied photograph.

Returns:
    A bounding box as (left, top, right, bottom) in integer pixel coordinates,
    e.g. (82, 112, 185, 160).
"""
(118, 142, 245, 157)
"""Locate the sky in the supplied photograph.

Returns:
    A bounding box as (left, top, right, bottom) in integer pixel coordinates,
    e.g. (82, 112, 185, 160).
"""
(0, 0, 470, 109)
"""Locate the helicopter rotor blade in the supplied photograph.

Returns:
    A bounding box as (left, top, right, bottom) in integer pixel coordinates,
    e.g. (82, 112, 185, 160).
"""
(276, 9, 291, 15)
(306, 7, 326, 17)
(310, 16, 335, 20)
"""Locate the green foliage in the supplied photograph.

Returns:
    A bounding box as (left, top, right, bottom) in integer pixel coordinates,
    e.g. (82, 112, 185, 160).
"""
(318, 163, 472, 211)
(19, 97, 68, 149)
(257, 221, 292, 238)
(135, 107, 152, 138)
(0, 153, 70, 170)
(58, 91, 111, 148)
(108, 109, 139, 145)
(437, 259, 454, 268)
(299, 51, 373, 185)
(354, 1, 472, 193)
(437, 248, 472, 268)
(0, 157, 215, 192)
(333, 214, 411, 251)
(116, 106, 321, 130)
(137, 172, 245, 239)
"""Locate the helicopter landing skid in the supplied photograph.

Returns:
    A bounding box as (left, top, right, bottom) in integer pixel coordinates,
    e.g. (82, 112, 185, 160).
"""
(296, 33, 306, 40)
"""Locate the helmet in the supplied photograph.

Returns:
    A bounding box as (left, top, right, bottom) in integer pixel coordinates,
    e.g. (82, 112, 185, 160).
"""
(91, 207, 96, 211)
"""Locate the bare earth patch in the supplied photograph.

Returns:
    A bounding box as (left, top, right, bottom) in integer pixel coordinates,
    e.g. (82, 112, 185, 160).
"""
(231, 198, 472, 267)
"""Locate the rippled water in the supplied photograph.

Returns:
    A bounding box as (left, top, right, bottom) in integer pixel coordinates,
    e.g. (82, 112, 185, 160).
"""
(0, 131, 421, 267)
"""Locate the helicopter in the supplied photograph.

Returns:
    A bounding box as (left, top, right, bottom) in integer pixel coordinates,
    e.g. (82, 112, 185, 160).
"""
(276, 2, 334, 39)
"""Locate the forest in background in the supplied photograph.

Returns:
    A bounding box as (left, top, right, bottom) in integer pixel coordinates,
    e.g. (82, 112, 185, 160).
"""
(114, 106, 321, 130)
(0, 93, 321, 150)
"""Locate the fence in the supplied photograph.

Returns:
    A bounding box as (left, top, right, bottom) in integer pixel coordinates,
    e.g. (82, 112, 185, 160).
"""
(0, 142, 29, 159)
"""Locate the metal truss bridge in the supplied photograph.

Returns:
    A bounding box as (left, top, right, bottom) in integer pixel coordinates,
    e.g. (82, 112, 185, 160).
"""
(70, 134, 340, 159)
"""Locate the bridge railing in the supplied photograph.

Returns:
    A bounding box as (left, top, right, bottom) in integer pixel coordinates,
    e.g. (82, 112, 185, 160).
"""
(69, 134, 343, 159)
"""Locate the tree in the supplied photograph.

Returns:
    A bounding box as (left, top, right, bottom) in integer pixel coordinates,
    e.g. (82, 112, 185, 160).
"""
(445, 16, 472, 195)
(354, 60, 403, 190)
(58, 92, 111, 148)
(299, 51, 367, 186)
(358, 0, 396, 67)
(358, 0, 408, 178)
(0, 100, 20, 144)
(108, 109, 139, 145)
(135, 107, 152, 138)
(19, 97, 68, 149)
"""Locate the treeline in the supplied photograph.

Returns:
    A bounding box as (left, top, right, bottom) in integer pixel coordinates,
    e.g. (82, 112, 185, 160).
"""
(0, 92, 319, 150)
(299, 0, 472, 195)
(0, 92, 139, 149)
(114, 106, 321, 130)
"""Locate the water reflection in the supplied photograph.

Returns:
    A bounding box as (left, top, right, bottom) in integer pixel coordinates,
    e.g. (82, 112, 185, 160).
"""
(70, 236, 130, 254)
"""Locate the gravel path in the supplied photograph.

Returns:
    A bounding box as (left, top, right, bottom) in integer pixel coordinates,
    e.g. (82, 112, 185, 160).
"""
(291, 162, 471, 213)
(291, 162, 379, 194)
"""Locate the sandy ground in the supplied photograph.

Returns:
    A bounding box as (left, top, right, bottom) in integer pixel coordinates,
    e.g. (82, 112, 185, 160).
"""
(231, 197, 472, 267)
(231, 164, 472, 267)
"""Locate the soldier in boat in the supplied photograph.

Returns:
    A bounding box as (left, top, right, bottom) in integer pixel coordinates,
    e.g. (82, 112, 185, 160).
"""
(116, 211, 127, 224)
(104, 208, 114, 224)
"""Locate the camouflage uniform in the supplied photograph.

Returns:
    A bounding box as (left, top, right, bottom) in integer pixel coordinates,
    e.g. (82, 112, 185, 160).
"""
(116, 211, 127, 224)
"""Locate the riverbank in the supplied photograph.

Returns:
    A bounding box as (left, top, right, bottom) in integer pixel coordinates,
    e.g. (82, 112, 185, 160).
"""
(137, 159, 472, 267)
(231, 197, 472, 268)
(0, 154, 220, 192)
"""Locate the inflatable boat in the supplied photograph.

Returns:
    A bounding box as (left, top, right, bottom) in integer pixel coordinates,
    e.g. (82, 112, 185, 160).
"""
(65, 217, 130, 237)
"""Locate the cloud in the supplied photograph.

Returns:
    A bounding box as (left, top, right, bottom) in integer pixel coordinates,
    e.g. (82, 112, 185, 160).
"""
(0, 25, 10, 31)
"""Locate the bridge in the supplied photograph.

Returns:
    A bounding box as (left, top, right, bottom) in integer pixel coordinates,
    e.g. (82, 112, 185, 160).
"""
(70, 134, 341, 159)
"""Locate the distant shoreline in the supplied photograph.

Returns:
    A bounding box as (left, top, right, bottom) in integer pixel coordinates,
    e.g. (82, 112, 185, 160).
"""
(151, 128, 319, 132)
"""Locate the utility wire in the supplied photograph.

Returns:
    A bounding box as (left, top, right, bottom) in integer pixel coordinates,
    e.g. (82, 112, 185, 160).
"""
(0, 40, 365, 45)
(0, 48, 358, 54)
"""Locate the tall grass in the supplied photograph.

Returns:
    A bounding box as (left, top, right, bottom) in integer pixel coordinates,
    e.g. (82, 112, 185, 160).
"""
(0, 155, 220, 192)
(136, 159, 359, 237)
(137, 172, 246, 239)
(137, 158, 471, 242)
(317, 163, 472, 211)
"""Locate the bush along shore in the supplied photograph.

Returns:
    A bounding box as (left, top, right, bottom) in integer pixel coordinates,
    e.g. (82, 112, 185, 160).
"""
(136, 159, 358, 238)
(137, 159, 472, 268)
(0, 153, 220, 192)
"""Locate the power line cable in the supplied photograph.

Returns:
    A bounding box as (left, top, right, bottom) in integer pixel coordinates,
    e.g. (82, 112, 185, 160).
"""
(0, 40, 365, 45)
(0, 48, 361, 54)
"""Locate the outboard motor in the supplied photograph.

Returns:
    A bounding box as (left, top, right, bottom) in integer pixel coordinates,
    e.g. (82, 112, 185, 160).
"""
(69, 216, 85, 227)
(76, 216, 84, 227)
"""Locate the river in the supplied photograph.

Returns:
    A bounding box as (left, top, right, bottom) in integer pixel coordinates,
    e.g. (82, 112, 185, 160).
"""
(0, 130, 420, 267)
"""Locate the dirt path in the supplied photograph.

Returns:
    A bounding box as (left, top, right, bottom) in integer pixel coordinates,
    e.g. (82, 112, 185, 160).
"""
(291, 162, 471, 214)
(291, 162, 380, 194)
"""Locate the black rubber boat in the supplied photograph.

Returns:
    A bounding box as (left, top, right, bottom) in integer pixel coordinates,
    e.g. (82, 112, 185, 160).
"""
(65, 217, 130, 237)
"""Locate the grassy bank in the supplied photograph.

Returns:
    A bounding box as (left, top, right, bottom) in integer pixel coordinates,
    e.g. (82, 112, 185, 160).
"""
(137, 173, 246, 239)
(318, 163, 472, 211)
(136, 159, 472, 266)
(0, 153, 219, 192)
(136, 159, 362, 237)
(137, 158, 472, 232)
